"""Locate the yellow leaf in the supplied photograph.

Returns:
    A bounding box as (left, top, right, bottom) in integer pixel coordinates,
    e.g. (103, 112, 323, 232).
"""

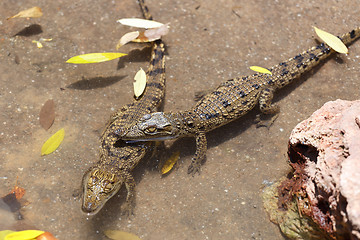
(161, 151, 180, 174)
(4, 230, 44, 240)
(104, 230, 141, 240)
(7, 7, 43, 20)
(314, 26, 348, 54)
(133, 68, 147, 99)
(32, 40, 43, 48)
(249, 66, 272, 75)
(0, 230, 15, 240)
(66, 53, 127, 64)
(41, 128, 65, 156)
(117, 18, 164, 29)
(116, 31, 140, 49)
(40, 38, 53, 42)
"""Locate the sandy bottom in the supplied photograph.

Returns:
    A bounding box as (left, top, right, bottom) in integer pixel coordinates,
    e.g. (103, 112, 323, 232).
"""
(1, 0, 359, 239)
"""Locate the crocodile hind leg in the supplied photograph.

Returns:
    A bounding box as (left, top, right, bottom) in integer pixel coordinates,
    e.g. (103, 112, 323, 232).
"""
(188, 132, 207, 175)
(121, 172, 136, 216)
(255, 87, 280, 128)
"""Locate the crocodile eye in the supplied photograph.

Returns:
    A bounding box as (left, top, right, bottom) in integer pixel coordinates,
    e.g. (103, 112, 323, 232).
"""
(163, 125, 172, 132)
(146, 126, 156, 133)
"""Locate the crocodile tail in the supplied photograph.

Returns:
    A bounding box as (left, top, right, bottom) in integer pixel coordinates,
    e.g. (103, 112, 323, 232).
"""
(136, 0, 166, 115)
(270, 27, 360, 90)
(138, 0, 153, 20)
(138, 41, 166, 112)
(339, 27, 360, 45)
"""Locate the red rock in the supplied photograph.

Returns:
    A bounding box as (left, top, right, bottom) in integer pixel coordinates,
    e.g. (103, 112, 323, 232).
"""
(288, 99, 360, 239)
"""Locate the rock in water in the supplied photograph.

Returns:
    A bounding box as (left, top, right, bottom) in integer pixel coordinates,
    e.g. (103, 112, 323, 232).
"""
(264, 99, 360, 240)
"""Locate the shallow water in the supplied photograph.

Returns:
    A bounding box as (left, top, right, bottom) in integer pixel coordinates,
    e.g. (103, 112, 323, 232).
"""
(1, 0, 360, 239)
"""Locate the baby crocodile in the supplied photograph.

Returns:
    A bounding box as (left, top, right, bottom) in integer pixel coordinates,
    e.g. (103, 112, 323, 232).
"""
(81, 0, 166, 215)
(119, 27, 360, 175)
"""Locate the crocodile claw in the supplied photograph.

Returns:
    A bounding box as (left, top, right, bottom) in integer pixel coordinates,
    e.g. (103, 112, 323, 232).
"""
(120, 201, 134, 216)
(187, 161, 201, 176)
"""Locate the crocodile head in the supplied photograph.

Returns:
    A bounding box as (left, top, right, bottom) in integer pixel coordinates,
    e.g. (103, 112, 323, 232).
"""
(119, 112, 180, 141)
(81, 167, 122, 215)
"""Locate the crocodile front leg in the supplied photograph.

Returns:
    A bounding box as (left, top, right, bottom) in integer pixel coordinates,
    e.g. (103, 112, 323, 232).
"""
(188, 131, 207, 175)
(256, 86, 280, 128)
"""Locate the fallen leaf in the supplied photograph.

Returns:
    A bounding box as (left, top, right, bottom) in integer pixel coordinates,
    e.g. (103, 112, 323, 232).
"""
(41, 128, 65, 156)
(133, 68, 147, 99)
(117, 18, 164, 29)
(131, 24, 169, 43)
(131, 31, 150, 43)
(314, 26, 348, 54)
(143, 24, 169, 41)
(39, 99, 55, 130)
(36, 232, 58, 240)
(116, 31, 140, 49)
(249, 66, 272, 75)
(0, 231, 14, 240)
(40, 38, 52, 42)
(32, 40, 43, 48)
(7, 7, 43, 20)
(10, 186, 26, 200)
(104, 230, 141, 240)
(66, 53, 127, 64)
(161, 151, 180, 174)
(4, 230, 44, 240)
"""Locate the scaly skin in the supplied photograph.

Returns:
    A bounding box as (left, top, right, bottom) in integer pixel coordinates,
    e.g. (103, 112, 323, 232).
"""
(81, 0, 166, 215)
(119, 27, 360, 175)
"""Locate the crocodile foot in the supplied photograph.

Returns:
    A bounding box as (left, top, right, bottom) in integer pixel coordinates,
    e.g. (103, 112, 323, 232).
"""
(120, 201, 134, 216)
(188, 161, 202, 176)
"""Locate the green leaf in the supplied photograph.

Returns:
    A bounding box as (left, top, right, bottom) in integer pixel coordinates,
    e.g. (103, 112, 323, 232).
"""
(4, 230, 44, 240)
(314, 26, 348, 54)
(66, 53, 127, 64)
(249, 66, 272, 75)
(41, 128, 65, 156)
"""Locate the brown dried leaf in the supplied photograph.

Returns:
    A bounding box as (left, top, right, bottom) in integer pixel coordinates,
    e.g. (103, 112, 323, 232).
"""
(39, 99, 55, 130)
(7, 7, 43, 20)
(8, 177, 25, 200)
(10, 186, 25, 200)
